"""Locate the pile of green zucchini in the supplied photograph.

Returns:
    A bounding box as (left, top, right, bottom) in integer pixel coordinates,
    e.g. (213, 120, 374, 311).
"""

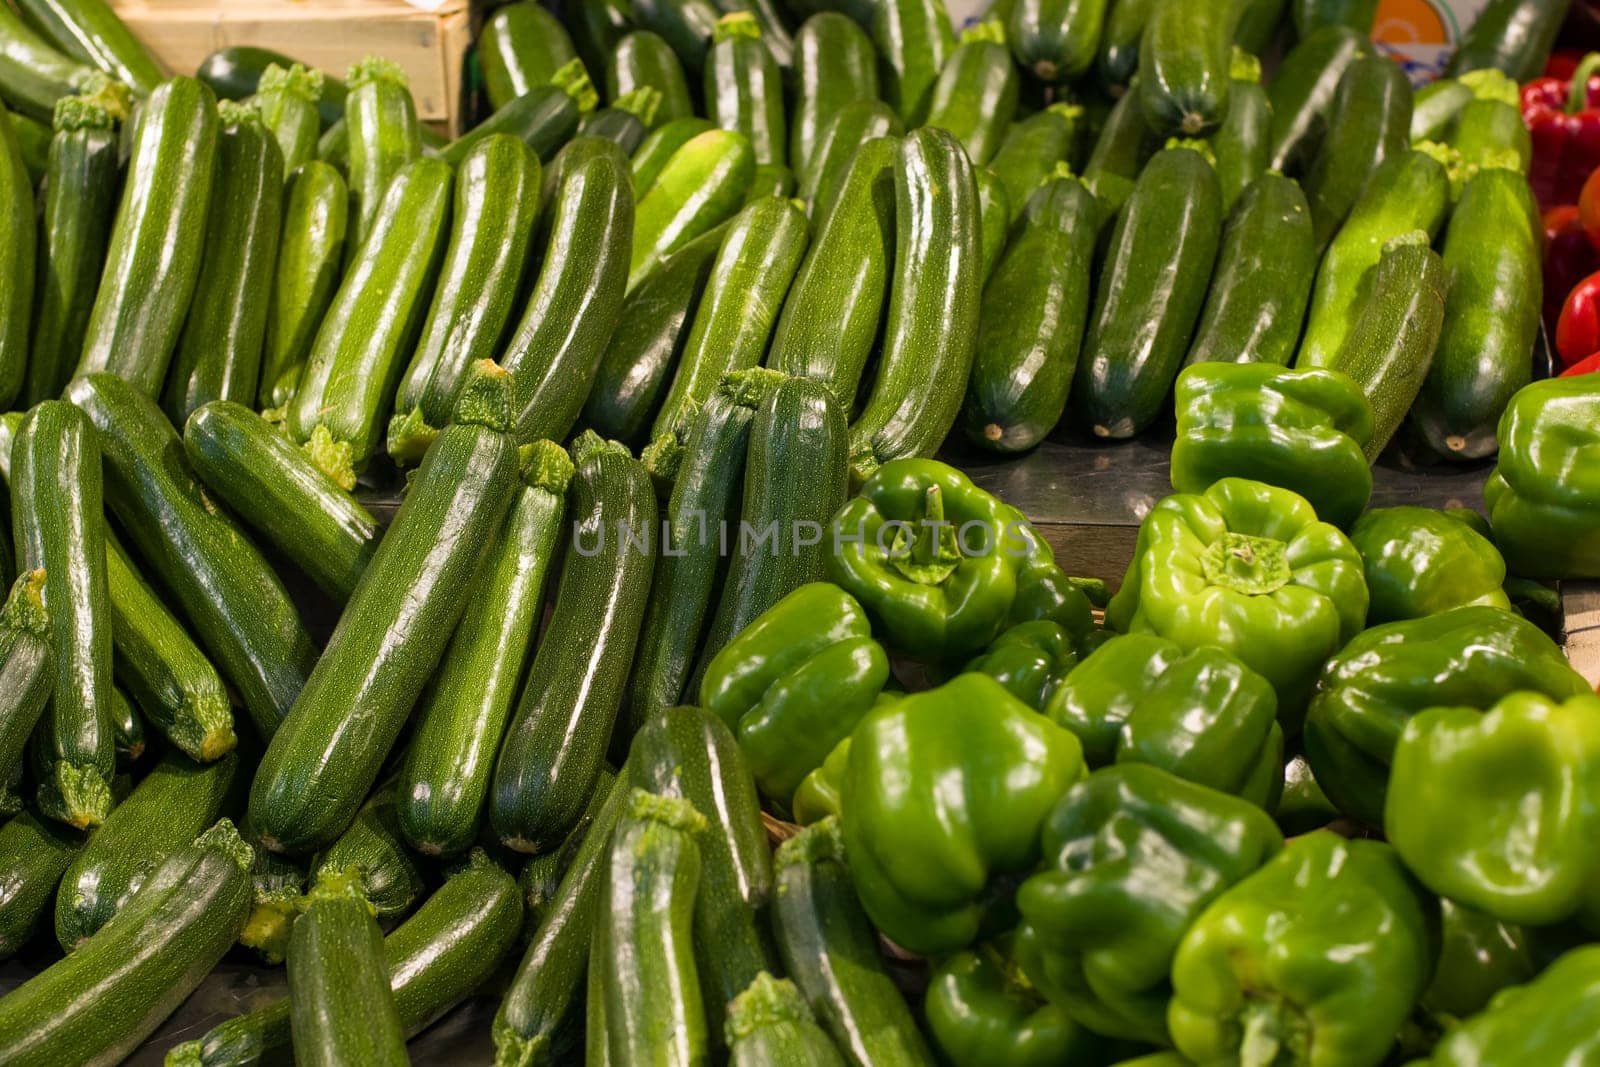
(0, 0, 1563, 1060)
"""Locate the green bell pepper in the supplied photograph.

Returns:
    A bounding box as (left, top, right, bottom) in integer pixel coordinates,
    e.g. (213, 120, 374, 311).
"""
(791, 735, 850, 826)
(1421, 901, 1538, 1021)
(1275, 755, 1339, 836)
(1303, 605, 1587, 828)
(1426, 945, 1600, 1065)
(698, 582, 890, 806)
(1349, 507, 1510, 623)
(1108, 478, 1368, 726)
(1045, 634, 1285, 809)
(1386, 691, 1600, 929)
(1170, 364, 1376, 530)
(1017, 764, 1285, 1046)
(1169, 831, 1439, 1067)
(959, 620, 1100, 712)
(840, 673, 1086, 955)
(1484, 375, 1600, 579)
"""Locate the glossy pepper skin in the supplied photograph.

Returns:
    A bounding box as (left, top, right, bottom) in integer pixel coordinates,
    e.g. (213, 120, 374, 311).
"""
(1303, 605, 1588, 828)
(826, 458, 1071, 659)
(1045, 634, 1284, 809)
(1108, 478, 1369, 726)
(1521, 54, 1600, 211)
(1422, 901, 1539, 1021)
(1426, 945, 1600, 1065)
(1168, 831, 1439, 1067)
(1387, 692, 1600, 930)
(1348, 507, 1510, 624)
(1485, 375, 1600, 578)
(958, 620, 1101, 712)
(698, 582, 890, 806)
(1170, 364, 1375, 530)
(790, 734, 851, 826)
(840, 673, 1085, 955)
(1017, 764, 1284, 1046)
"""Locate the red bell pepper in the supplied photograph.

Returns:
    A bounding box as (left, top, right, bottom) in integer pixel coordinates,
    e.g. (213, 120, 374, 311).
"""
(1523, 53, 1600, 210)
(1545, 205, 1600, 335)
(1561, 350, 1600, 376)
(1557, 269, 1600, 367)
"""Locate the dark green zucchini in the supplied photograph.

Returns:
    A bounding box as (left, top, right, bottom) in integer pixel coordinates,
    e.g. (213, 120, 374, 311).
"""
(632, 0, 722, 73)
(252, 62, 321, 175)
(0, 570, 51, 795)
(441, 74, 591, 167)
(791, 13, 878, 181)
(610, 31, 696, 127)
(630, 127, 755, 292)
(258, 160, 347, 410)
(198, 45, 347, 127)
(1010, 0, 1107, 83)
(237, 835, 306, 965)
(545, 132, 630, 217)
(975, 166, 1009, 284)
(1210, 51, 1271, 212)
(12, 0, 163, 94)
(988, 103, 1084, 224)
(798, 99, 900, 210)
(1445, 0, 1569, 84)
(1098, 0, 1156, 88)
(10, 107, 47, 182)
(924, 23, 1017, 167)
(311, 783, 426, 925)
(344, 57, 421, 246)
(1137, 0, 1246, 135)
(871, 0, 953, 126)
(1304, 54, 1413, 249)
(1081, 87, 1158, 223)
(1293, 0, 1378, 36)
(0, 5, 100, 124)
(580, 102, 648, 152)
(396, 442, 573, 857)
(1267, 24, 1371, 173)
(705, 13, 786, 167)
(481, 0, 581, 111)
(0, 808, 84, 959)
(108, 685, 142, 765)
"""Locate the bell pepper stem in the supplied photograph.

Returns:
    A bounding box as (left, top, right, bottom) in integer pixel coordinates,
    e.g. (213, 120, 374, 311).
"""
(891, 484, 963, 584)
(1567, 53, 1600, 114)
(915, 485, 944, 568)
(1200, 533, 1292, 596)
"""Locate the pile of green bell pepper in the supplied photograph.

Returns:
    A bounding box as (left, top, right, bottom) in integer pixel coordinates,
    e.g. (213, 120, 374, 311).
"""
(1485, 375, 1600, 579)
(957, 619, 1101, 712)
(1424, 945, 1600, 1064)
(1349, 507, 1510, 624)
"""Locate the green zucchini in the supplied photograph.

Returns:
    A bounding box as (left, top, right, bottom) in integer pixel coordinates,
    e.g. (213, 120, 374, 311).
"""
(1445, 0, 1569, 84)
(572, 0, 633, 97)
(163, 101, 283, 424)
(632, 0, 722, 72)
(1413, 78, 1474, 144)
(253, 62, 321, 174)
(108, 685, 143, 766)
(771, 134, 897, 403)
(10, 107, 47, 181)
(791, 13, 878, 181)
(11, 401, 113, 830)
(653, 196, 809, 439)
(258, 161, 345, 410)
(963, 171, 1099, 453)
(1296, 144, 1452, 370)
(55, 748, 239, 948)
(1236, 0, 1287, 52)
(502, 151, 635, 443)
(0, 809, 83, 959)
(975, 166, 1009, 284)
(799, 99, 900, 209)
(1304, 54, 1413, 249)
(74, 76, 218, 395)
(1081, 87, 1157, 222)
(198, 46, 347, 128)
(1267, 24, 1371, 173)
(252, 365, 521, 856)
(236, 831, 306, 965)
(633, 114, 716, 192)
(0, 820, 253, 1065)
(105, 528, 235, 760)
(610, 31, 696, 127)
(64, 375, 317, 741)
(396, 442, 573, 856)
(924, 23, 1017, 167)
(1073, 141, 1222, 439)
(773, 818, 934, 1066)
(629, 706, 780, 1046)
(170, 851, 524, 1067)
(705, 14, 785, 167)
(546, 132, 630, 218)
(0, 570, 51, 795)
(850, 128, 982, 480)
(1185, 171, 1316, 368)
(871, 0, 953, 126)
(0, 5, 100, 123)
(593, 790, 709, 1065)
(728, 973, 848, 1066)
(286, 157, 451, 486)
(481, 0, 581, 111)
(580, 103, 648, 152)
(630, 127, 755, 291)
(184, 401, 378, 603)
(288, 869, 408, 1067)
(1210, 52, 1271, 212)
(1413, 164, 1540, 461)
(345, 57, 421, 247)
(490, 435, 656, 852)
(619, 370, 782, 744)
(13, 0, 162, 94)
(1293, 0, 1378, 36)
(988, 104, 1084, 224)
(1332, 231, 1449, 460)
(1010, 0, 1106, 82)
(587, 941, 612, 1067)
(1098, 0, 1155, 88)
(1138, 0, 1246, 135)
(441, 74, 591, 167)
(1448, 70, 1532, 172)
(746, 161, 793, 201)
(24, 93, 116, 404)
(312, 783, 426, 925)
(389, 135, 542, 465)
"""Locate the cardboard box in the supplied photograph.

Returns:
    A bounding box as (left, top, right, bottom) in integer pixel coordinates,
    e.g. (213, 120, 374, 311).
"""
(109, 0, 473, 133)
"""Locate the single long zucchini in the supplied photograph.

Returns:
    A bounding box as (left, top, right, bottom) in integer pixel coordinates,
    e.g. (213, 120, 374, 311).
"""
(55, 748, 239, 948)
(924, 23, 1018, 168)
(631, 0, 721, 73)
(286, 157, 452, 486)
(252, 365, 521, 856)
(258, 160, 347, 410)
(631, 127, 755, 292)
(1412, 77, 1473, 143)
(633, 116, 715, 194)
(962, 170, 1099, 453)
(790, 13, 877, 181)
(1267, 25, 1371, 172)
(198, 46, 347, 127)
(1081, 86, 1158, 223)
(481, 0, 580, 111)
(1445, 0, 1569, 84)
(1010, 0, 1106, 83)
(871, 0, 953, 126)
(163, 100, 284, 424)
(988, 104, 1084, 224)
(799, 100, 901, 210)
(184, 401, 379, 603)
(0, 5, 100, 123)
(502, 151, 635, 443)
(345, 57, 421, 247)
(580, 100, 648, 151)
(0, 808, 84, 960)
(74, 76, 218, 395)
(728, 973, 848, 1066)
(288, 869, 409, 1067)
(11, 107, 48, 181)
(546, 131, 630, 217)
(1097, 0, 1155, 87)
(389, 134, 542, 465)
(609, 32, 696, 128)
(1304, 54, 1413, 249)
(849, 128, 981, 481)
(1209, 52, 1271, 212)
(11, 400, 114, 829)
(397, 442, 573, 856)
(490, 435, 656, 852)
(705, 14, 786, 167)
(653, 195, 809, 440)
(25, 94, 117, 405)
(252, 62, 321, 175)
(13, 0, 163, 94)
(311, 783, 427, 925)
(441, 74, 592, 167)
(1138, 0, 1245, 135)
(0, 820, 253, 1066)
(974, 166, 1009, 285)
(0, 570, 51, 795)
(66, 374, 317, 741)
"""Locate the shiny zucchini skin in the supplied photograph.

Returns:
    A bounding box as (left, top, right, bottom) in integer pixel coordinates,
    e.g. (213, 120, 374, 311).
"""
(706, 15, 786, 167)
(1137, 0, 1245, 135)
(988, 104, 1084, 224)
(962, 173, 1099, 453)
(633, 115, 716, 193)
(74, 76, 218, 396)
(0, 570, 51, 797)
(791, 14, 878, 181)
(1445, 0, 1570, 84)
(253, 62, 322, 175)
(258, 160, 347, 409)
(311, 783, 426, 925)
(251, 385, 521, 856)
(609, 31, 696, 127)
(163, 102, 284, 424)
(54, 748, 239, 949)
(871, 0, 953, 126)
(396, 442, 572, 857)
(11, 401, 114, 829)
(344, 57, 421, 246)
(974, 166, 1009, 284)
(1073, 142, 1223, 439)
(1010, 0, 1107, 82)
(502, 151, 635, 443)
(1097, 0, 1155, 87)
(13, 0, 163, 94)
(107, 685, 142, 766)
(798, 99, 900, 209)
(1266, 25, 1371, 173)
(849, 128, 981, 481)
(0, 809, 84, 960)
(924, 35, 1017, 167)
(441, 85, 581, 166)
(1304, 54, 1413, 249)
(481, 0, 580, 111)
(1081, 87, 1158, 223)
(0, 6, 99, 124)
(1211, 73, 1271, 213)
(0, 821, 253, 1066)
(198, 46, 347, 128)
(630, 127, 755, 292)
(580, 105, 647, 152)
